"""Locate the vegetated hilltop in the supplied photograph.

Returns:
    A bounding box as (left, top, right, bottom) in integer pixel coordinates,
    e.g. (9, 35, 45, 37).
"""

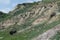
(0, 0, 60, 40)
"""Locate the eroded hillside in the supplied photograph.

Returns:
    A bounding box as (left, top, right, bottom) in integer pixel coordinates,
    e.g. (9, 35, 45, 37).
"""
(0, 0, 60, 40)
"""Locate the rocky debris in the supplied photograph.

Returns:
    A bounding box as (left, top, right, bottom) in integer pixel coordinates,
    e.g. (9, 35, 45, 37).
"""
(1, 19, 15, 28)
(17, 18, 25, 25)
(32, 17, 47, 25)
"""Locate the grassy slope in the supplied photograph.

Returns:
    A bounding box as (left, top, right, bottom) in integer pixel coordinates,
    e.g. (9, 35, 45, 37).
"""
(0, 1, 60, 40)
(0, 19, 60, 40)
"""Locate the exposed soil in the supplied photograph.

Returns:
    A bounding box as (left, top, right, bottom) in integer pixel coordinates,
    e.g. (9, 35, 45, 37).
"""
(32, 24, 60, 40)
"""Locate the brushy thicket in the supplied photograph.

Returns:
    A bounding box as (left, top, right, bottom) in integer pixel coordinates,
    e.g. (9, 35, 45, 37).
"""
(0, 12, 9, 22)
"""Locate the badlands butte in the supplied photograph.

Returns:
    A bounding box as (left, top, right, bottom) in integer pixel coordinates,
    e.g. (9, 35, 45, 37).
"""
(0, 0, 60, 40)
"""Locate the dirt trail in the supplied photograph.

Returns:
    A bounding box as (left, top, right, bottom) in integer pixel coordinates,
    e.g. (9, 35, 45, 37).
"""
(17, 26, 32, 33)
(32, 24, 60, 40)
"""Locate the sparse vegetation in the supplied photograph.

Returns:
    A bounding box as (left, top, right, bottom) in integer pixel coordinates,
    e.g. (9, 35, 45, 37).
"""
(0, 0, 60, 40)
(57, 2, 60, 12)
(50, 31, 60, 40)
(42, 0, 60, 3)
(0, 19, 60, 40)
